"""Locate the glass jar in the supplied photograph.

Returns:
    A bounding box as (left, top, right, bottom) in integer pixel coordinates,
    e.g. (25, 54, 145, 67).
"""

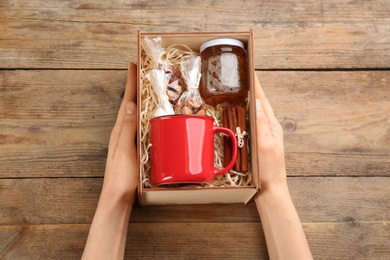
(199, 38, 248, 106)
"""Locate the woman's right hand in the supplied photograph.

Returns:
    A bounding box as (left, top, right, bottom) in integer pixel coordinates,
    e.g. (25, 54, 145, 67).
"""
(253, 73, 313, 260)
(253, 73, 287, 192)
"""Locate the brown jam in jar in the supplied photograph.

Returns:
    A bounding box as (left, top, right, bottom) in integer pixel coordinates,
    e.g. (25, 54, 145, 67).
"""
(199, 38, 248, 106)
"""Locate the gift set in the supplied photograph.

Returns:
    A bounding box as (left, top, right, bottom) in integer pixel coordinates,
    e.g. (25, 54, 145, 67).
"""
(136, 31, 260, 205)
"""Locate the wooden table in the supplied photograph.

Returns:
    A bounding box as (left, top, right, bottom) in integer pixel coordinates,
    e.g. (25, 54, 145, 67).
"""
(1, 1, 389, 259)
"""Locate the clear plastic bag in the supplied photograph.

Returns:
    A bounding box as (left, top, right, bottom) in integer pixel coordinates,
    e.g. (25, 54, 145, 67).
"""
(142, 37, 184, 106)
(146, 69, 175, 118)
(174, 55, 207, 115)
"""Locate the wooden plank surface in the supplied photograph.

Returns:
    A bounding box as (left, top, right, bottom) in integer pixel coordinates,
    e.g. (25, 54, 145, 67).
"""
(0, 177, 389, 226)
(1, 1, 389, 259)
(1, 222, 389, 259)
(1, 70, 389, 178)
(0, 0, 389, 69)
(0, 70, 126, 178)
(0, 21, 388, 69)
(3, 0, 389, 23)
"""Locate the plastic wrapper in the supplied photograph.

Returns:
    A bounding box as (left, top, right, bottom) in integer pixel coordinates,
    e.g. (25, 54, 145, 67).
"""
(142, 37, 184, 105)
(174, 55, 207, 115)
(146, 69, 175, 117)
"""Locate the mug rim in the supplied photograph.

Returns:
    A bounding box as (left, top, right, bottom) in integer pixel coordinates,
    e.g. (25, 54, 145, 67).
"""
(150, 114, 214, 122)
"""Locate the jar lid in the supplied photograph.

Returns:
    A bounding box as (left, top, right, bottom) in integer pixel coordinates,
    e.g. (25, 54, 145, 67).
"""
(200, 38, 245, 53)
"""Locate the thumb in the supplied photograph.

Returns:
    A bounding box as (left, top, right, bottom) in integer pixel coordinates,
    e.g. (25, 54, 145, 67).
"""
(256, 98, 270, 129)
(117, 101, 137, 153)
(256, 98, 273, 151)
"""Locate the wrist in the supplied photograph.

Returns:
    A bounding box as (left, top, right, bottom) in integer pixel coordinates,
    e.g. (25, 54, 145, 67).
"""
(254, 180, 290, 205)
(99, 186, 137, 209)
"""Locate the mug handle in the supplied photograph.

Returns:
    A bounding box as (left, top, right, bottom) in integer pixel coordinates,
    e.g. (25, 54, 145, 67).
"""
(213, 126, 238, 176)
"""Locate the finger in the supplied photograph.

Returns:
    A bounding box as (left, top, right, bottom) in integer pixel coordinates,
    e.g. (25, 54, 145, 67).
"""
(124, 62, 137, 103)
(116, 62, 137, 124)
(256, 99, 275, 156)
(109, 63, 137, 152)
(256, 98, 272, 139)
(116, 101, 137, 154)
(254, 73, 278, 125)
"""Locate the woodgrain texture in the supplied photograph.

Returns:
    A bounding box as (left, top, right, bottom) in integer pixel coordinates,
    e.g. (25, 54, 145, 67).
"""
(1, 222, 389, 259)
(0, 0, 389, 69)
(1, 70, 388, 178)
(260, 70, 390, 177)
(1, 1, 389, 258)
(0, 70, 126, 177)
(0, 177, 389, 226)
(2, 0, 390, 23)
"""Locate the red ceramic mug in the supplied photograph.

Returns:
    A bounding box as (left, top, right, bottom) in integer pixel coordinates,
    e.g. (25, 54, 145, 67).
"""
(150, 115, 238, 185)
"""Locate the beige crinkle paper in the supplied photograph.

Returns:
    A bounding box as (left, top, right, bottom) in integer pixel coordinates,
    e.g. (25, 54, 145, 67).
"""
(140, 40, 252, 188)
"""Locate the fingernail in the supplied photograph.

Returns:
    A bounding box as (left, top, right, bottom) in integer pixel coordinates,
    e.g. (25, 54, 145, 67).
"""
(126, 102, 136, 115)
(256, 99, 263, 111)
(128, 62, 136, 71)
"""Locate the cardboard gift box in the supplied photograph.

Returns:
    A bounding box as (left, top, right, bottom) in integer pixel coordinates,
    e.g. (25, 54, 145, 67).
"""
(137, 31, 260, 205)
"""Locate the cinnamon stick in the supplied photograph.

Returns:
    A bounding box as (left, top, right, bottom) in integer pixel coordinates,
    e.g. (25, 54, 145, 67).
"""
(237, 106, 248, 172)
(231, 106, 241, 171)
(223, 109, 232, 167)
(226, 106, 241, 171)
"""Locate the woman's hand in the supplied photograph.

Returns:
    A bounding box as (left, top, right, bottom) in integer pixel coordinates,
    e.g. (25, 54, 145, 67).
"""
(82, 63, 138, 260)
(101, 62, 138, 203)
(253, 73, 313, 260)
(254, 74, 287, 192)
